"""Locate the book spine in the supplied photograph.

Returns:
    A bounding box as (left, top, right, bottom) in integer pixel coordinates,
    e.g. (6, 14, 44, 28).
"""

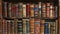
(17, 20, 23, 34)
(46, 3, 50, 18)
(30, 19, 34, 34)
(50, 22, 56, 34)
(26, 19, 30, 34)
(15, 3, 19, 18)
(44, 22, 49, 34)
(2, 20, 7, 34)
(30, 4, 34, 17)
(23, 19, 27, 34)
(40, 20, 45, 34)
(42, 3, 46, 18)
(34, 19, 40, 34)
(7, 20, 11, 34)
(50, 4, 54, 18)
(23, 4, 26, 18)
(10, 20, 14, 34)
(34, 4, 39, 18)
(39, 2, 41, 18)
(18, 3, 23, 18)
(8, 3, 12, 17)
(26, 3, 30, 18)
(3, 2, 7, 18)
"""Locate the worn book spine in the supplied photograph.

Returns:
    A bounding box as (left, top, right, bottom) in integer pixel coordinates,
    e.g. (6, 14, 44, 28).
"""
(34, 4, 39, 18)
(39, 2, 41, 18)
(17, 20, 23, 34)
(30, 4, 34, 17)
(3, 2, 7, 18)
(8, 3, 12, 18)
(26, 19, 30, 34)
(34, 19, 40, 34)
(23, 19, 27, 34)
(40, 20, 45, 34)
(23, 4, 26, 18)
(2, 20, 7, 34)
(46, 3, 50, 18)
(18, 3, 23, 18)
(42, 3, 46, 18)
(26, 3, 30, 18)
(30, 18, 34, 34)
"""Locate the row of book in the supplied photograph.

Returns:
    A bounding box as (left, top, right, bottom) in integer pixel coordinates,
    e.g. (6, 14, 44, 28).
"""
(1, 19, 58, 34)
(2, 2, 58, 19)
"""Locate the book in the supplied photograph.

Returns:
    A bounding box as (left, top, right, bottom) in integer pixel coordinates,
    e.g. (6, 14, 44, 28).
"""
(30, 18, 34, 34)
(26, 3, 30, 18)
(2, 20, 7, 34)
(42, 3, 46, 18)
(26, 19, 30, 34)
(40, 20, 45, 34)
(7, 3, 12, 18)
(30, 4, 34, 17)
(23, 19, 27, 34)
(38, 2, 41, 18)
(3, 2, 8, 18)
(46, 3, 50, 18)
(34, 4, 39, 18)
(23, 4, 26, 18)
(34, 19, 40, 34)
(18, 3, 23, 18)
(17, 20, 23, 34)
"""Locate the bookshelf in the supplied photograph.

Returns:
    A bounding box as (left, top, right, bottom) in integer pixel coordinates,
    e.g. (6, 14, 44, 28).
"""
(0, 0, 59, 34)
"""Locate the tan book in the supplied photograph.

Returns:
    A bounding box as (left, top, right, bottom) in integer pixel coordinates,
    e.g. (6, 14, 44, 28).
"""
(30, 18, 34, 34)
(23, 4, 26, 18)
(30, 4, 34, 17)
(39, 2, 41, 17)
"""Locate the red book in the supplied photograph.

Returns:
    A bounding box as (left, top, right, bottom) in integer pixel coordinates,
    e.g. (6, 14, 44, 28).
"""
(26, 3, 30, 18)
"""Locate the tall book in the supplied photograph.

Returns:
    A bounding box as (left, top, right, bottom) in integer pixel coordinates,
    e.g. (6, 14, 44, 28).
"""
(40, 20, 45, 34)
(42, 3, 46, 18)
(30, 18, 34, 34)
(10, 20, 14, 34)
(34, 4, 39, 18)
(3, 2, 7, 18)
(17, 20, 23, 34)
(7, 2, 12, 18)
(38, 2, 41, 18)
(30, 4, 34, 18)
(46, 3, 50, 18)
(26, 19, 30, 34)
(18, 3, 23, 18)
(26, 3, 30, 18)
(23, 4, 26, 18)
(34, 19, 40, 34)
(2, 20, 7, 34)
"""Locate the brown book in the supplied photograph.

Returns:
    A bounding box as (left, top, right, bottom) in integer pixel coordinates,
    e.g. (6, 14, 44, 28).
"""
(30, 18, 34, 34)
(30, 4, 34, 17)
(2, 20, 7, 34)
(40, 20, 45, 34)
(42, 3, 46, 18)
(34, 19, 40, 34)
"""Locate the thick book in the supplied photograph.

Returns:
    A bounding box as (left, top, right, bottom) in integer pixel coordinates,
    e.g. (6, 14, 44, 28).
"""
(7, 3, 12, 18)
(34, 4, 39, 18)
(30, 4, 34, 17)
(38, 2, 42, 18)
(23, 4, 26, 18)
(42, 3, 46, 18)
(17, 20, 23, 34)
(3, 2, 8, 18)
(34, 19, 40, 34)
(26, 3, 30, 18)
(30, 18, 34, 34)
(18, 3, 23, 18)
(46, 3, 50, 18)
